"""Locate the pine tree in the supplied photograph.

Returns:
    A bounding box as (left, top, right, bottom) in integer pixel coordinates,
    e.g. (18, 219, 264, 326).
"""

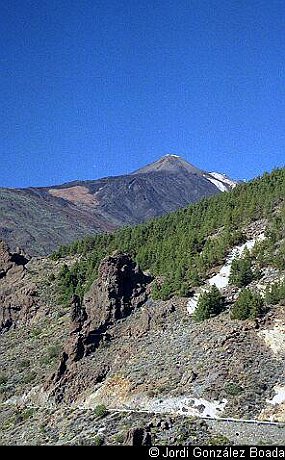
(229, 255, 254, 288)
(193, 286, 223, 322)
(230, 289, 264, 320)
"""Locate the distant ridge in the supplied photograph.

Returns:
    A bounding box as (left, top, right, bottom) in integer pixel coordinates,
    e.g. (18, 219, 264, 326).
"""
(0, 155, 238, 255)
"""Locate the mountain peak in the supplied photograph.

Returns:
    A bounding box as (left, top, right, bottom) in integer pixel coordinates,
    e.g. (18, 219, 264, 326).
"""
(163, 154, 181, 159)
(132, 154, 205, 175)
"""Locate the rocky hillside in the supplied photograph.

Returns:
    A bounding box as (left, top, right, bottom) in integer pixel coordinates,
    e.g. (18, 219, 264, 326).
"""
(0, 155, 237, 255)
(0, 167, 284, 445)
(0, 247, 284, 445)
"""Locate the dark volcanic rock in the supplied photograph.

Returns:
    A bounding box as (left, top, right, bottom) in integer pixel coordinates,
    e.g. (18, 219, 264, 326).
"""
(48, 252, 152, 394)
(0, 241, 38, 332)
(0, 241, 11, 270)
(124, 427, 152, 446)
(82, 252, 152, 349)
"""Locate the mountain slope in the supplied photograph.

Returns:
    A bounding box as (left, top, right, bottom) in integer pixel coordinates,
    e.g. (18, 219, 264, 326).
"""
(0, 167, 285, 445)
(53, 167, 285, 302)
(0, 155, 237, 255)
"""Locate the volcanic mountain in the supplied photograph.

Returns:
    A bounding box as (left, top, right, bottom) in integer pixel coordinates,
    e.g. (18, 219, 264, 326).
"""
(1, 166, 285, 446)
(0, 155, 237, 255)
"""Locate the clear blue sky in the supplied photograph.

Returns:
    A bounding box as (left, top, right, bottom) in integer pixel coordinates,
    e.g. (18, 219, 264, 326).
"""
(1, 0, 285, 187)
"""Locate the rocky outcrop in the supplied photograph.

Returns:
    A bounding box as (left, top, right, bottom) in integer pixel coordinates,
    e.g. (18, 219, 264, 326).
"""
(0, 240, 38, 332)
(124, 427, 152, 446)
(0, 241, 29, 279)
(48, 252, 152, 395)
(81, 252, 152, 353)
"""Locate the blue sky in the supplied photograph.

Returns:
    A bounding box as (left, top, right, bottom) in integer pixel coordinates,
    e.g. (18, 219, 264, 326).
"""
(1, 0, 285, 187)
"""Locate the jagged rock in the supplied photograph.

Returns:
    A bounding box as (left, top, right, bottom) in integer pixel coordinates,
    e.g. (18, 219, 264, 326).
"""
(0, 240, 29, 279)
(124, 427, 152, 446)
(0, 241, 11, 270)
(48, 252, 152, 390)
(0, 240, 37, 332)
(78, 252, 152, 356)
(70, 295, 87, 334)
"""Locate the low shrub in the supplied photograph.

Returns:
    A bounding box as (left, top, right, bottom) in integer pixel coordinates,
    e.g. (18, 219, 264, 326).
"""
(94, 404, 108, 418)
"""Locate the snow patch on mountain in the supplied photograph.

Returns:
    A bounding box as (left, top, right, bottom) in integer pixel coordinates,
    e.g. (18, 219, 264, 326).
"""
(268, 386, 285, 405)
(204, 172, 238, 193)
(206, 176, 229, 192)
(187, 233, 266, 315)
(141, 395, 228, 418)
(210, 172, 238, 189)
(186, 293, 200, 315)
(260, 385, 285, 421)
(208, 234, 265, 289)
